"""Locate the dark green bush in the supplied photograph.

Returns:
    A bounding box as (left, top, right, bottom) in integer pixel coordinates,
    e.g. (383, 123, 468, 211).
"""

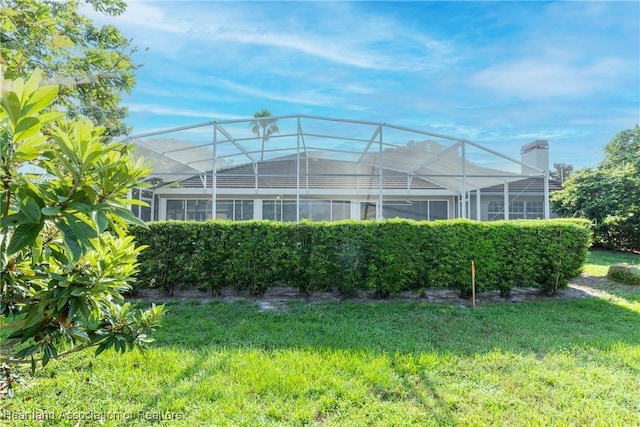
(130, 218, 591, 297)
(596, 213, 640, 252)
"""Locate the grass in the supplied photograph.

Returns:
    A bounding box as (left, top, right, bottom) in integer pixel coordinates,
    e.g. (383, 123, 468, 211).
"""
(583, 247, 640, 276)
(2, 249, 640, 426)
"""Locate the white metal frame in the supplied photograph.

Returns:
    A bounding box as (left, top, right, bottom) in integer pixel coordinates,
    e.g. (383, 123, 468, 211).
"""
(124, 115, 550, 221)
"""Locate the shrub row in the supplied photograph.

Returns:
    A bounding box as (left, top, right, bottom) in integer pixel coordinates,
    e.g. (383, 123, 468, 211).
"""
(130, 218, 591, 297)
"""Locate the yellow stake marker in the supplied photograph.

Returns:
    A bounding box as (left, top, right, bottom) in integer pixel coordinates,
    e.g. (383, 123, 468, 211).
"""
(471, 260, 476, 308)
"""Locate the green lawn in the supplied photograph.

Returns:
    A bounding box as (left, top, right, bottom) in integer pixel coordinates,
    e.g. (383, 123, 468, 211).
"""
(2, 250, 640, 426)
(583, 247, 640, 276)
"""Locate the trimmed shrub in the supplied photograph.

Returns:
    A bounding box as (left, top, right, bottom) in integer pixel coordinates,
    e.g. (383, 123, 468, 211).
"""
(607, 263, 640, 286)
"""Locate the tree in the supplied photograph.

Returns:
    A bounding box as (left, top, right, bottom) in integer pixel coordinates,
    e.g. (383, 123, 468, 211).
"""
(1, 0, 138, 139)
(551, 166, 637, 219)
(602, 125, 640, 168)
(550, 162, 573, 183)
(0, 71, 163, 396)
(551, 126, 640, 250)
(250, 109, 279, 161)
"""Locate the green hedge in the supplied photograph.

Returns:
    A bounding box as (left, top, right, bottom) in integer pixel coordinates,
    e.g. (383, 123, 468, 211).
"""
(595, 213, 640, 252)
(130, 218, 591, 297)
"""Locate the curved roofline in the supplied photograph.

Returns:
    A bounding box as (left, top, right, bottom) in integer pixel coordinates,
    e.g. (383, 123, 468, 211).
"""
(123, 114, 468, 144)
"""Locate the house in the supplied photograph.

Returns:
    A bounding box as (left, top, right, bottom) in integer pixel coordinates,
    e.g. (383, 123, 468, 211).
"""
(126, 115, 558, 222)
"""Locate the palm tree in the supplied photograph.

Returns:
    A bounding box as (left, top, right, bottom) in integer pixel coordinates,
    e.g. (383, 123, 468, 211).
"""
(250, 109, 279, 161)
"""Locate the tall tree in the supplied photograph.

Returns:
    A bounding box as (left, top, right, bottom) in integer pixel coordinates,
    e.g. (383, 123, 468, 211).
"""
(250, 109, 279, 161)
(550, 162, 573, 183)
(0, 71, 163, 397)
(1, 0, 138, 139)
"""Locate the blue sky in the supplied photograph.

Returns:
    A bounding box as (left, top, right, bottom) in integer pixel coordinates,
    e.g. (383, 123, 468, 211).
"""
(88, 1, 639, 169)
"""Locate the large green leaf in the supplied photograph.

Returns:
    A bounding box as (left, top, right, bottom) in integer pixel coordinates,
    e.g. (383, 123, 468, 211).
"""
(67, 200, 94, 213)
(58, 221, 83, 261)
(31, 235, 43, 266)
(67, 327, 90, 343)
(62, 212, 99, 242)
(41, 206, 61, 216)
(6, 222, 43, 254)
(21, 85, 58, 117)
(13, 344, 40, 360)
(94, 210, 109, 233)
(21, 196, 42, 222)
(0, 212, 28, 227)
(48, 245, 70, 266)
(1, 91, 22, 124)
(38, 111, 65, 125)
(14, 116, 40, 138)
(110, 205, 147, 228)
(14, 134, 48, 161)
(22, 69, 43, 97)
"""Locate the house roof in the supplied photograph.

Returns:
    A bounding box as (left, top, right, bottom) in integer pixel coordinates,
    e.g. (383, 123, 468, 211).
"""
(481, 177, 562, 193)
(178, 155, 446, 190)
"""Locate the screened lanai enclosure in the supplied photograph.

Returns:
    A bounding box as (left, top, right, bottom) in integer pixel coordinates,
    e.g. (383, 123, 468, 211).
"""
(125, 115, 553, 223)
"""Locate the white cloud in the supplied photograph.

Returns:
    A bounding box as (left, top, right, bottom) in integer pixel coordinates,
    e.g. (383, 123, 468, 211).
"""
(172, 2, 456, 72)
(342, 84, 377, 95)
(470, 57, 628, 98)
(127, 103, 241, 120)
(204, 77, 340, 107)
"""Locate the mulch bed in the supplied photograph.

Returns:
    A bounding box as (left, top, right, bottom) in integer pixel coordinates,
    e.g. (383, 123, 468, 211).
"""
(128, 274, 634, 309)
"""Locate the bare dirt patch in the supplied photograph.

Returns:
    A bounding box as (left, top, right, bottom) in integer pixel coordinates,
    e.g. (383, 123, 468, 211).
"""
(129, 273, 635, 310)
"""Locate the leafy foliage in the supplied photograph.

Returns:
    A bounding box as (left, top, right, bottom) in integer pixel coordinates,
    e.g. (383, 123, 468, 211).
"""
(602, 126, 640, 168)
(1, 0, 138, 138)
(551, 126, 640, 250)
(0, 71, 164, 378)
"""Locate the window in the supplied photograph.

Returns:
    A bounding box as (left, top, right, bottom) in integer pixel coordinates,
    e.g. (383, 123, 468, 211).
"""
(511, 200, 544, 219)
(187, 200, 210, 221)
(429, 201, 448, 220)
(217, 200, 232, 220)
(166, 200, 185, 220)
(263, 200, 297, 221)
(131, 188, 153, 221)
(510, 201, 525, 219)
(361, 202, 377, 220)
(488, 200, 545, 220)
(383, 201, 427, 220)
(331, 201, 350, 221)
(526, 201, 544, 219)
(235, 200, 254, 221)
(217, 200, 254, 221)
(368, 200, 448, 221)
(264, 199, 349, 222)
(166, 199, 253, 221)
(488, 201, 504, 220)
